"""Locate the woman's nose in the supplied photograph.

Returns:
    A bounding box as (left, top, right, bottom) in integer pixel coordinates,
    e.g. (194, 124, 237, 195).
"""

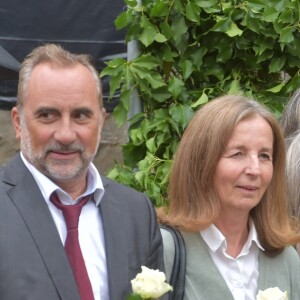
(245, 156, 261, 176)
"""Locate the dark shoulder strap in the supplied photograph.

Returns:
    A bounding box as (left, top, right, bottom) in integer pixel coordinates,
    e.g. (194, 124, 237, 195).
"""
(160, 225, 186, 300)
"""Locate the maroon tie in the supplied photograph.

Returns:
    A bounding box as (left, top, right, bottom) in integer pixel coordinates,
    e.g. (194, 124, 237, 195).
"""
(50, 192, 95, 300)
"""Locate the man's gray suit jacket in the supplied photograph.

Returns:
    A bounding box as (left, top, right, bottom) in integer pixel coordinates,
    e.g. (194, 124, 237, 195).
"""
(0, 154, 164, 300)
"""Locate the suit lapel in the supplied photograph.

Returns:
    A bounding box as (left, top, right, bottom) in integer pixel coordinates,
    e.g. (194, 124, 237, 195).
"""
(3, 155, 80, 300)
(100, 177, 129, 300)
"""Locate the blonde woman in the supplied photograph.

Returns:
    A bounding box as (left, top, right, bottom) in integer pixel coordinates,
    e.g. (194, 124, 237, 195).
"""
(160, 95, 300, 300)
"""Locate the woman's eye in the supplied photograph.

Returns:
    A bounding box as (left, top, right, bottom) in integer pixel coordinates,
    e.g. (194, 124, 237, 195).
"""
(259, 153, 272, 160)
(232, 152, 243, 157)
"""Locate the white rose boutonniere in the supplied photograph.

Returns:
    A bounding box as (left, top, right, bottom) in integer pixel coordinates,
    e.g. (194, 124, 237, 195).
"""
(127, 266, 173, 300)
(256, 287, 288, 300)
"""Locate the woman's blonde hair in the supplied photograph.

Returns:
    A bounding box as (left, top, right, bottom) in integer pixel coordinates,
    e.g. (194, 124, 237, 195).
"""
(159, 94, 300, 256)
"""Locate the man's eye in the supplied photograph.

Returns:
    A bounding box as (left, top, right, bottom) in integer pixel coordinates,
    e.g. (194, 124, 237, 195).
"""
(75, 112, 89, 120)
(73, 110, 93, 121)
(35, 108, 58, 121)
(37, 112, 55, 120)
(39, 113, 51, 118)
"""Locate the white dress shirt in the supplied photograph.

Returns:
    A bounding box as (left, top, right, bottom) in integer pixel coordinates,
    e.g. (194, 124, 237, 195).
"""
(21, 153, 109, 300)
(201, 220, 264, 300)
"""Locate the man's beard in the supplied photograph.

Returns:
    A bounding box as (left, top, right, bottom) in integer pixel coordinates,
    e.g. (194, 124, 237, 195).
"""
(20, 119, 100, 182)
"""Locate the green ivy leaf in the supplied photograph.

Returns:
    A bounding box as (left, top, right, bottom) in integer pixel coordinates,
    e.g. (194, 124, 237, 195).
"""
(171, 16, 188, 46)
(160, 45, 175, 62)
(256, 49, 273, 63)
(131, 127, 146, 145)
(272, 0, 290, 12)
(134, 170, 146, 187)
(146, 137, 157, 153)
(100, 58, 126, 77)
(253, 38, 274, 56)
(139, 27, 157, 47)
(154, 32, 168, 43)
(107, 164, 137, 189)
(168, 77, 185, 98)
(246, 0, 265, 12)
(210, 17, 231, 33)
(151, 87, 172, 102)
(133, 55, 159, 70)
(109, 72, 124, 98)
(146, 72, 166, 89)
(226, 22, 243, 37)
(186, 2, 201, 23)
(125, 0, 138, 8)
(120, 88, 131, 111)
(153, 108, 169, 120)
(126, 293, 143, 300)
(228, 79, 242, 95)
(195, 0, 218, 8)
(114, 11, 128, 30)
(285, 73, 300, 93)
(287, 54, 300, 68)
(113, 99, 129, 127)
(122, 143, 146, 169)
(203, 63, 225, 81)
(215, 38, 233, 63)
(160, 20, 174, 40)
(191, 92, 208, 108)
(279, 27, 294, 43)
(191, 47, 207, 70)
(262, 7, 279, 22)
(169, 118, 180, 135)
(169, 104, 194, 130)
(200, 0, 220, 13)
(139, 16, 158, 47)
(278, 9, 295, 24)
(269, 57, 286, 73)
(241, 11, 261, 33)
(150, 1, 169, 17)
(180, 60, 194, 80)
(266, 82, 285, 93)
(147, 180, 163, 205)
(157, 160, 172, 186)
(156, 132, 171, 149)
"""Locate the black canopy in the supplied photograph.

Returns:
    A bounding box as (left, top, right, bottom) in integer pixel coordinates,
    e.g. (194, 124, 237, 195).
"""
(0, 0, 126, 111)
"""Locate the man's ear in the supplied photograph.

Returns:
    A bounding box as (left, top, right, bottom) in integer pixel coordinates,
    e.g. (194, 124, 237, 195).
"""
(11, 107, 22, 140)
(100, 108, 107, 130)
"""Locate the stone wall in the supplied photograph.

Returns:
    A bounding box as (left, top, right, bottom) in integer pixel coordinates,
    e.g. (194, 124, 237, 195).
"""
(0, 109, 127, 175)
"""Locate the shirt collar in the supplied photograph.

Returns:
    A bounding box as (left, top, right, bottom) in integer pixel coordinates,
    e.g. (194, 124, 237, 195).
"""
(200, 218, 264, 254)
(20, 152, 105, 205)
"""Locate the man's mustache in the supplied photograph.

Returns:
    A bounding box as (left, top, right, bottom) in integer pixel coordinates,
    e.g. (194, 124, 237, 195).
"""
(45, 143, 85, 153)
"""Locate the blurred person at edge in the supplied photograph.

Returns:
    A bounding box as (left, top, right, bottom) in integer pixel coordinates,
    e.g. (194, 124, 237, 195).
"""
(280, 88, 300, 140)
(281, 89, 300, 255)
(0, 44, 165, 300)
(159, 95, 300, 300)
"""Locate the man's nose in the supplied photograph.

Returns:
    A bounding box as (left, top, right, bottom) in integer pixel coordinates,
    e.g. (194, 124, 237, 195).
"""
(53, 119, 76, 144)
